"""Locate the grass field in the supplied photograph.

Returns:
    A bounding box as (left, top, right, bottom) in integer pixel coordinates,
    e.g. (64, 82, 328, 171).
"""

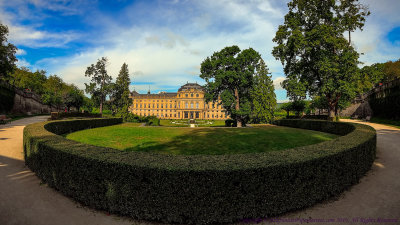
(65, 123, 338, 155)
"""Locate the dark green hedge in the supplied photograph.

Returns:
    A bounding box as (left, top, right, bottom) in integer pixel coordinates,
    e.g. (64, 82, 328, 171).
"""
(24, 119, 376, 224)
(0, 84, 15, 113)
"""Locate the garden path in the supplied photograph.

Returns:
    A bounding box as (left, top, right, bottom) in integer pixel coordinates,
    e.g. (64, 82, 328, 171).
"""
(263, 119, 400, 225)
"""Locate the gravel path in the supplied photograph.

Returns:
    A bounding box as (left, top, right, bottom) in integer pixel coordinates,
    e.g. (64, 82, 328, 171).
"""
(0, 117, 399, 225)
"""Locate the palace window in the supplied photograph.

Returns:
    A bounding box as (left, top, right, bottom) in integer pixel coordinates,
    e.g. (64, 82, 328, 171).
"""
(170, 104, 172, 108)
(140, 104, 142, 108)
(196, 103, 199, 109)
(190, 103, 194, 108)
(191, 93, 193, 97)
(161, 104, 163, 108)
(148, 104, 151, 108)
(136, 104, 138, 108)
(185, 94, 188, 97)
(178, 112, 180, 117)
(185, 102, 188, 108)
(196, 94, 199, 97)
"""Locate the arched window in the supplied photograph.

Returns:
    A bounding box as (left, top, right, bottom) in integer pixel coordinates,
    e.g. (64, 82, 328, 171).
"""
(196, 94, 199, 97)
(190, 102, 194, 108)
(185, 102, 188, 108)
(185, 94, 188, 97)
(196, 102, 199, 109)
(191, 93, 193, 97)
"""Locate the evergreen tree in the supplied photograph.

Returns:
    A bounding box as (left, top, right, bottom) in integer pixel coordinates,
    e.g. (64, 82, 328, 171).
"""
(251, 59, 276, 123)
(84, 57, 113, 114)
(112, 63, 131, 118)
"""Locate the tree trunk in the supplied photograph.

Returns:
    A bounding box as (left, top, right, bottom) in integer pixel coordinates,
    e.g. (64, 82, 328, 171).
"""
(100, 95, 103, 115)
(327, 94, 341, 121)
(234, 88, 242, 127)
(328, 103, 335, 121)
(348, 30, 351, 45)
(335, 104, 339, 117)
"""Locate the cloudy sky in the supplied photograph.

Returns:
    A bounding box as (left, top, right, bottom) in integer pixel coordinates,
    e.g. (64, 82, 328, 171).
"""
(1, 0, 399, 102)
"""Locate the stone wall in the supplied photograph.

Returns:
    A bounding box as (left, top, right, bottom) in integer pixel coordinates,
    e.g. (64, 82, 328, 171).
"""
(339, 100, 373, 118)
(1, 81, 57, 115)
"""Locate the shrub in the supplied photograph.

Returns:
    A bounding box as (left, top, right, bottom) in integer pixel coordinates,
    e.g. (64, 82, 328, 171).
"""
(24, 119, 376, 224)
(224, 119, 237, 127)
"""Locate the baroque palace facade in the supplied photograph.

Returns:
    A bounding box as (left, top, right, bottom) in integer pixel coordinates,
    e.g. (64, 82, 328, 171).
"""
(129, 83, 229, 120)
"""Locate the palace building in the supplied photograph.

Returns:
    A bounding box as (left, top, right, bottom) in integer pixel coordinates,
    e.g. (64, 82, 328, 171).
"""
(129, 83, 229, 120)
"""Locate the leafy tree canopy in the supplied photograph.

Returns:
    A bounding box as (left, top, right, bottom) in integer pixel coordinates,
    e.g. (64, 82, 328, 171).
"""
(272, 0, 369, 119)
(84, 57, 113, 114)
(200, 45, 276, 126)
(0, 23, 17, 80)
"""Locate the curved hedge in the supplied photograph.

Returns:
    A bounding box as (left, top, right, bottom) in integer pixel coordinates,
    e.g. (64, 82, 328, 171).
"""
(24, 118, 376, 224)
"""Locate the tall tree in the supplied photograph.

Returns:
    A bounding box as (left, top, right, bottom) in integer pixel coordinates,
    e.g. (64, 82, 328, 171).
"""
(42, 75, 64, 109)
(251, 59, 276, 123)
(0, 24, 17, 80)
(200, 45, 264, 127)
(112, 63, 131, 117)
(337, 0, 370, 45)
(63, 84, 84, 112)
(84, 57, 113, 114)
(272, 0, 367, 120)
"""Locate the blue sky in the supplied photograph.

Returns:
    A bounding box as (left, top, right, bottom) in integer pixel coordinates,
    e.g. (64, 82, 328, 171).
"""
(1, 0, 400, 102)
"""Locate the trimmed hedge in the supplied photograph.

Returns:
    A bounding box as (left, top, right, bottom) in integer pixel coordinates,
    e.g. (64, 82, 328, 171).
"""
(51, 112, 102, 120)
(24, 119, 376, 224)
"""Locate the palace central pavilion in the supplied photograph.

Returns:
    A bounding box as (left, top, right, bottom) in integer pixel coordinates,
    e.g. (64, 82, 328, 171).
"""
(129, 83, 229, 120)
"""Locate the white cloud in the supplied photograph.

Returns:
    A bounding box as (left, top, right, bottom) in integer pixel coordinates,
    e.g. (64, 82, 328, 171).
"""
(15, 48, 26, 56)
(16, 58, 32, 69)
(273, 77, 285, 90)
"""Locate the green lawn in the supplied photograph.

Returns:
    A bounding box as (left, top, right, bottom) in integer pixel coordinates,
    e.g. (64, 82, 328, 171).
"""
(65, 123, 338, 155)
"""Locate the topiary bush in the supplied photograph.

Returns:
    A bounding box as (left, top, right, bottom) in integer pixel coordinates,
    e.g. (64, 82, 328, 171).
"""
(24, 118, 376, 224)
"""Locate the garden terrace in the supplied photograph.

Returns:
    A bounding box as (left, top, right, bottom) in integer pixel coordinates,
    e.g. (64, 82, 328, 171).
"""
(23, 118, 376, 224)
